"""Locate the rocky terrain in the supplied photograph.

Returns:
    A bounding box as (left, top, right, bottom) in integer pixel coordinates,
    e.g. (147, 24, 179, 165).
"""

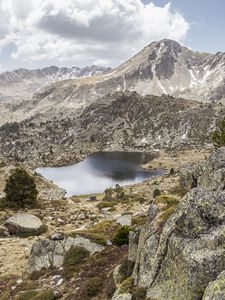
(0, 38, 225, 300)
(0, 149, 210, 300)
(0, 65, 111, 102)
(112, 147, 225, 300)
(0, 91, 223, 166)
(0, 40, 225, 166)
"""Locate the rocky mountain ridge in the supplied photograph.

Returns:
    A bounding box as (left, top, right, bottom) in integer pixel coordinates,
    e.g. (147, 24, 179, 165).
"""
(0, 65, 111, 101)
(1, 39, 225, 129)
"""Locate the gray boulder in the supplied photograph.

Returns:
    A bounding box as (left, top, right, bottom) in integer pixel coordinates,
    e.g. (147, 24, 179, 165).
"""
(117, 213, 132, 226)
(180, 147, 225, 192)
(4, 213, 45, 235)
(179, 164, 202, 191)
(132, 188, 225, 300)
(202, 271, 225, 300)
(112, 291, 132, 300)
(28, 235, 105, 273)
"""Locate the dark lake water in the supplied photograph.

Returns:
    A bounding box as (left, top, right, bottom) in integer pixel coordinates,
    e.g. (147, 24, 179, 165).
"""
(37, 152, 164, 196)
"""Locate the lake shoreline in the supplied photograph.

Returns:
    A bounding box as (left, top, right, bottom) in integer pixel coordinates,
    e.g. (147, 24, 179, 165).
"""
(36, 151, 163, 197)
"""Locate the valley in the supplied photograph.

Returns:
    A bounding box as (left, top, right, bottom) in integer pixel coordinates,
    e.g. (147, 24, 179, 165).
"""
(0, 38, 225, 300)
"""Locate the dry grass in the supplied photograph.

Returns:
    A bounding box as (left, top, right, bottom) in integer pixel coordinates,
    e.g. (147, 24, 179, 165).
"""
(69, 220, 120, 246)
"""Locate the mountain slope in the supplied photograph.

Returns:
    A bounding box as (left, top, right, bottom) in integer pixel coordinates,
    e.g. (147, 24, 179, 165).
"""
(1, 39, 225, 127)
(0, 65, 111, 101)
(0, 92, 224, 166)
(19, 39, 225, 106)
(109, 39, 225, 102)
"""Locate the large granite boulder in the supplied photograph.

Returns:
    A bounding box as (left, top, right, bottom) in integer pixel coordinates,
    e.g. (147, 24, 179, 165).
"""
(131, 188, 225, 300)
(112, 292, 132, 300)
(117, 213, 132, 226)
(28, 235, 105, 273)
(4, 213, 45, 236)
(180, 147, 225, 192)
(202, 271, 225, 300)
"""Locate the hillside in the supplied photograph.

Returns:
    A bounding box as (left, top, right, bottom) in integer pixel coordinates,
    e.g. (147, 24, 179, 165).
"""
(0, 92, 224, 166)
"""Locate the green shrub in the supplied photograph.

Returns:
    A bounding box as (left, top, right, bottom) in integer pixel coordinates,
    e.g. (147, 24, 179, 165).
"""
(85, 277, 104, 297)
(153, 189, 161, 198)
(212, 117, 225, 148)
(63, 246, 90, 276)
(103, 188, 113, 201)
(4, 168, 38, 207)
(115, 184, 123, 194)
(114, 226, 130, 246)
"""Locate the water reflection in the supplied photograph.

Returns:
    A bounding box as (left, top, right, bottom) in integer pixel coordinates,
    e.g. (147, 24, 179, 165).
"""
(37, 152, 163, 196)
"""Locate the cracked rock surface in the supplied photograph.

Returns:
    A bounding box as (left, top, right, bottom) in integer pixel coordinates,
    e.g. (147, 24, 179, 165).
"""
(130, 148, 225, 300)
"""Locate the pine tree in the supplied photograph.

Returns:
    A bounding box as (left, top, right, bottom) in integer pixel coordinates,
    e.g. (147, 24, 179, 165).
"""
(4, 168, 38, 207)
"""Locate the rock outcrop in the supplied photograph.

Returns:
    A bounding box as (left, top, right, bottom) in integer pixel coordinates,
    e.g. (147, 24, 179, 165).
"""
(202, 271, 225, 300)
(4, 213, 45, 236)
(180, 147, 225, 192)
(28, 235, 105, 273)
(128, 148, 225, 300)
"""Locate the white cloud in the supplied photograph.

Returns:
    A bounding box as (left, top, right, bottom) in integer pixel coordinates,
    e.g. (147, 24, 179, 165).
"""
(0, 0, 190, 68)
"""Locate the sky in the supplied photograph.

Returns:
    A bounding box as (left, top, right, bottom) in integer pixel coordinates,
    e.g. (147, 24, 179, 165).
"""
(0, 0, 224, 72)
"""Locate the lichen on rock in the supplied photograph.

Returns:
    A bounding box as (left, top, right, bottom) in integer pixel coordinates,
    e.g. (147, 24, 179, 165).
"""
(129, 148, 225, 300)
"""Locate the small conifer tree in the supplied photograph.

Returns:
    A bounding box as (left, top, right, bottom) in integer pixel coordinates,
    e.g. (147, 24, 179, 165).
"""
(4, 168, 38, 207)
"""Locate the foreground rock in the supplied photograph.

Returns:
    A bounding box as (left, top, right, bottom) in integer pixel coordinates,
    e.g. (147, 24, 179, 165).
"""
(28, 235, 105, 273)
(4, 213, 45, 236)
(116, 213, 132, 227)
(180, 147, 225, 192)
(125, 148, 225, 300)
(203, 271, 225, 300)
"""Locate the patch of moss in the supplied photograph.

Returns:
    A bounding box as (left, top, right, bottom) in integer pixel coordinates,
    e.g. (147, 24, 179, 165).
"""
(119, 277, 134, 294)
(71, 220, 120, 246)
(63, 246, 90, 277)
